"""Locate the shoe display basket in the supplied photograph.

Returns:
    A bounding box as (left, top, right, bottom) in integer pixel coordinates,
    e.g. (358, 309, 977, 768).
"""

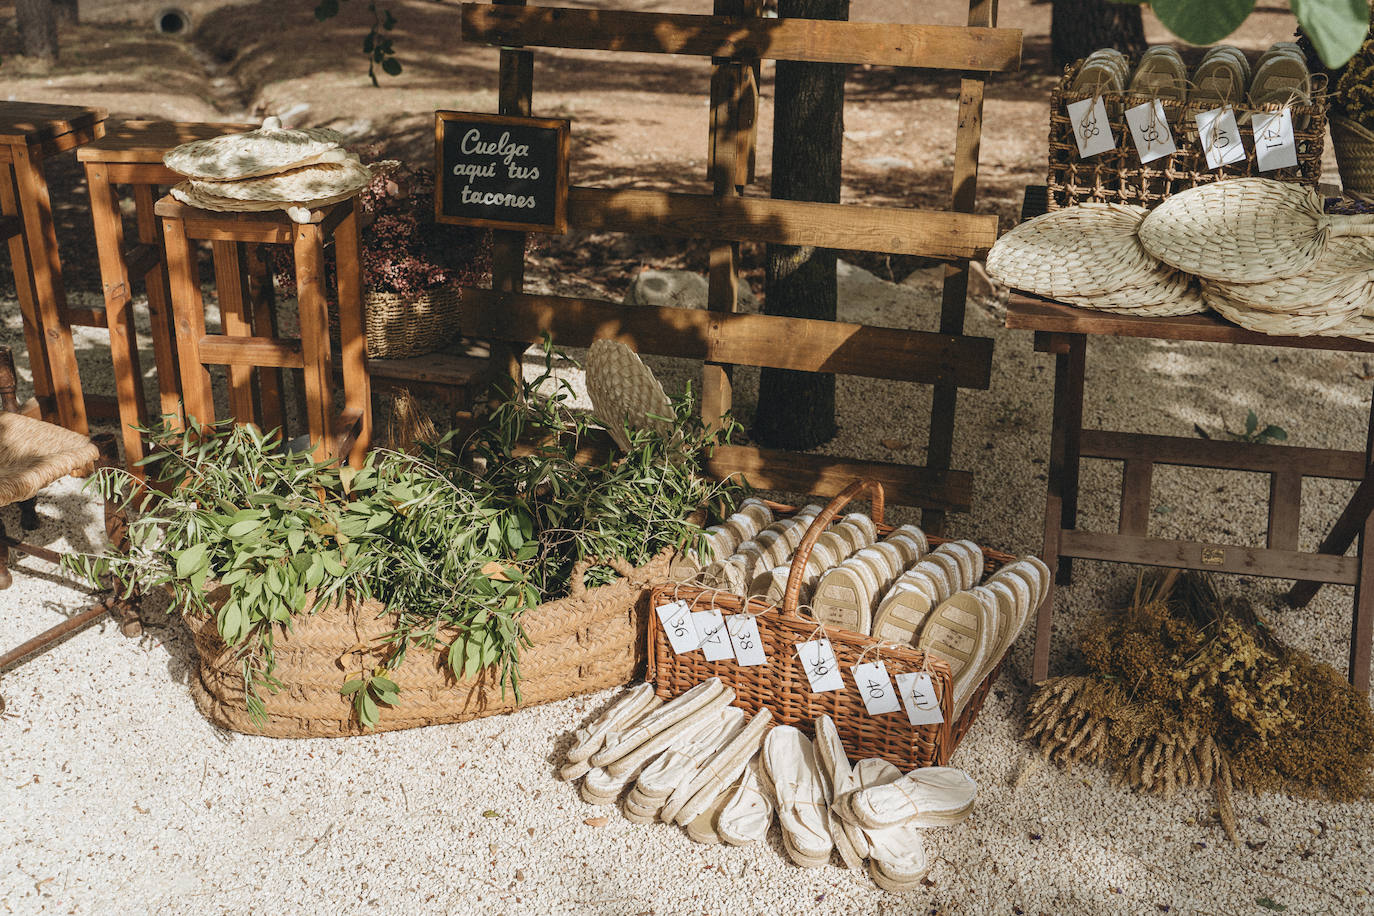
(646, 480, 1016, 770)
(186, 550, 674, 738)
(1048, 59, 1327, 210)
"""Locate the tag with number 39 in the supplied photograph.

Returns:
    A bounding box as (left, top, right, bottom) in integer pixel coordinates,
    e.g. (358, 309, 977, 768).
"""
(796, 639, 844, 693)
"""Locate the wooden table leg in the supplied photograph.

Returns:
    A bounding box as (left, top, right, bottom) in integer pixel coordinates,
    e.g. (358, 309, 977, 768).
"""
(333, 203, 371, 467)
(163, 216, 214, 430)
(245, 244, 285, 437)
(1351, 386, 1374, 691)
(1034, 332, 1086, 683)
(133, 183, 183, 428)
(0, 160, 55, 420)
(10, 144, 88, 433)
(87, 166, 148, 475)
(211, 241, 258, 428)
(294, 223, 334, 460)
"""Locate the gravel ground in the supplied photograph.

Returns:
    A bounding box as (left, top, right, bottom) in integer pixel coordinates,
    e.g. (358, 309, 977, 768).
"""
(2, 263, 1374, 915)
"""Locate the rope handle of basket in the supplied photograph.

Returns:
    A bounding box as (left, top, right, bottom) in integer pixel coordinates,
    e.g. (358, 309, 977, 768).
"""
(782, 478, 885, 617)
(568, 555, 644, 597)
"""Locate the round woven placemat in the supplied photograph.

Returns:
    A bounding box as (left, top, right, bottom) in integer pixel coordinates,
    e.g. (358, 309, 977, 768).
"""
(188, 157, 371, 203)
(585, 339, 672, 451)
(1139, 178, 1374, 283)
(164, 117, 346, 181)
(986, 203, 1159, 299)
(1202, 283, 1362, 335)
(1057, 280, 1208, 316)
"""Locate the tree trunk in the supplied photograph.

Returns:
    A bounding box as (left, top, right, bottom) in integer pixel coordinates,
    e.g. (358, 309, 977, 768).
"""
(16, 0, 59, 62)
(753, 0, 847, 450)
(1050, 0, 1146, 69)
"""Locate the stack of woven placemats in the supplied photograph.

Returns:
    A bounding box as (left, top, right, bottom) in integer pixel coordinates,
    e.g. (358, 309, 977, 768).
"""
(164, 117, 372, 223)
(988, 178, 1374, 338)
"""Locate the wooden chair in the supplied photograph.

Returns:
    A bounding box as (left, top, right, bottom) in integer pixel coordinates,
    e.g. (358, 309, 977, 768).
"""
(0, 345, 139, 709)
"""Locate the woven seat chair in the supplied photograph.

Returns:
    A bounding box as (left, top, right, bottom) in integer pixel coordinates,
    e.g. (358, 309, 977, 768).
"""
(0, 345, 139, 709)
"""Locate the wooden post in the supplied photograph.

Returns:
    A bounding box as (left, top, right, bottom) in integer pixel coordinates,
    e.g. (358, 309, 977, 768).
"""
(704, 57, 745, 434)
(163, 215, 215, 430)
(132, 183, 183, 427)
(925, 0, 998, 536)
(0, 161, 55, 421)
(211, 241, 259, 428)
(245, 244, 285, 437)
(293, 223, 334, 460)
(334, 201, 373, 467)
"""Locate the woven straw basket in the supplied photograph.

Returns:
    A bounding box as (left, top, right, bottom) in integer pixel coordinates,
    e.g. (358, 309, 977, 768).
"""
(186, 551, 674, 738)
(1331, 115, 1374, 197)
(361, 284, 463, 359)
(646, 480, 1015, 770)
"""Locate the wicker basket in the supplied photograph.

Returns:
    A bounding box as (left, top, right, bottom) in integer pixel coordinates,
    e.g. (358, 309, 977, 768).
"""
(186, 551, 673, 738)
(646, 480, 1015, 770)
(358, 284, 462, 359)
(1048, 60, 1327, 210)
(1331, 115, 1374, 197)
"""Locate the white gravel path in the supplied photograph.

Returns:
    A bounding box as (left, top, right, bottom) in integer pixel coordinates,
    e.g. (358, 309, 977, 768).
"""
(2, 267, 1372, 915)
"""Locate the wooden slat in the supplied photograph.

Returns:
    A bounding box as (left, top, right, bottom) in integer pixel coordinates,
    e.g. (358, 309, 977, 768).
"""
(1290, 475, 1374, 607)
(367, 352, 494, 387)
(197, 336, 305, 369)
(569, 187, 996, 260)
(65, 306, 105, 328)
(123, 242, 160, 279)
(1058, 530, 1359, 586)
(1080, 429, 1366, 481)
(0, 101, 105, 145)
(704, 445, 972, 512)
(1118, 459, 1153, 537)
(1267, 471, 1303, 552)
(460, 5, 1021, 71)
(463, 288, 993, 388)
(211, 241, 258, 426)
(332, 407, 364, 464)
(1007, 294, 1374, 353)
(77, 119, 254, 164)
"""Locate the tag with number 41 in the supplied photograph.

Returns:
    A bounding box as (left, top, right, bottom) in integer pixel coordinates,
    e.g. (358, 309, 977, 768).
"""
(895, 671, 945, 726)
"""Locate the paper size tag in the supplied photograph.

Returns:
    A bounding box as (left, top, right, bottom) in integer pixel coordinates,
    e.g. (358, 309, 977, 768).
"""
(1067, 96, 1115, 158)
(796, 639, 844, 693)
(1253, 108, 1298, 172)
(655, 600, 701, 654)
(1195, 107, 1246, 169)
(1125, 100, 1176, 163)
(852, 661, 901, 715)
(693, 609, 734, 662)
(895, 671, 945, 726)
(726, 614, 768, 666)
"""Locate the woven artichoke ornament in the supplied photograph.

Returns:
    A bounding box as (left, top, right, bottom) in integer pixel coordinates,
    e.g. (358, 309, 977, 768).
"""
(1139, 178, 1374, 283)
(585, 339, 673, 451)
(985, 203, 1204, 315)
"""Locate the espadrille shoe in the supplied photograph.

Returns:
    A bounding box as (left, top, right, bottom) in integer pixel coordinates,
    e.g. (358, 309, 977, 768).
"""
(739, 498, 774, 532)
(601, 689, 739, 778)
(887, 524, 928, 558)
(916, 593, 989, 709)
(583, 764, 643, 805)
(1191, 46, 1249, 110)
(843, 512, 879, 543)
(827, 521, 869, 557)
(669, 709, 774, 826)
(717, 759, 776, 847)
(813, 557, 882, 634)
(989, 569, 1035, 641)
(1072, 48, 1128, 93)
(633, 705, 746, 803)
(880, 535, 921, 570)
(871, 582, 935, 645)
(564, 683, 662, 771)
(1000, 560, 1046, 620)
(813, 715, 866, 871)
(592, 678, 729, 767)
(722, 512, 759, 546)
(1128, 45, 1187, 103)
(924, 551, 964, 596)
(981, 579, 1024, 662)
(1022, 556, 1052, 606)
(685, 775, 742, 844)
(764, 726, 834, 866)
(841, 765, 977, 830)
(842, 758, 930, 891)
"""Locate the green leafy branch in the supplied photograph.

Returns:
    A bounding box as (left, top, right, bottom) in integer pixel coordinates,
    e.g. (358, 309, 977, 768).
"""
(314, 0, 401, 86)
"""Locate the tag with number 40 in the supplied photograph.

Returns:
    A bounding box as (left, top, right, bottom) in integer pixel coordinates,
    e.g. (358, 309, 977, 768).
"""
(852, 661, 901, 715)
(796, 638, 844, 693)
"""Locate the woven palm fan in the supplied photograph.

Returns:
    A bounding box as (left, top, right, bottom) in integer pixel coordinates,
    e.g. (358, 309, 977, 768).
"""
(986, 204, 1160, 300)
(164, 116, 346, 181)
(585, 339, 673, 451)
(1056, 278, 1208, 317)
(1139, 178, 1374, 284)
(1201, 284, 1362, 336)
(188, 156, 371, 202)
(1322, 314, 1374, 342)
(1206, 237, 1374, 314)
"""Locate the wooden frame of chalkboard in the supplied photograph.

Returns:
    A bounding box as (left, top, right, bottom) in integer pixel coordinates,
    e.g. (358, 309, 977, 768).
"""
(434, 110, 570, 234)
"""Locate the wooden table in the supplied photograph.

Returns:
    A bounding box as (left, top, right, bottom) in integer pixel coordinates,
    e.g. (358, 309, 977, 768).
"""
(76, 120, 256, 476)
(1006, 294, 1374, 692)
(156, 196, 372, 466)
(0, 101, 106, 433)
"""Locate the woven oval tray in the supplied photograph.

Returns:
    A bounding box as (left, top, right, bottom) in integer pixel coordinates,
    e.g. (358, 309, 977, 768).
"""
(1139, 178, 1374, 283)
(986, 203, 1160, 299)
(164, 117, 346, 180)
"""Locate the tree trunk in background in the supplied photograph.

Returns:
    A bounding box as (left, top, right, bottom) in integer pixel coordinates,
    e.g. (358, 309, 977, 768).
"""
(754, 0, 847, 450)
(1051, 0, 1146, 69)
(16, 0, 58, 61)
(53, 0, 78, 26)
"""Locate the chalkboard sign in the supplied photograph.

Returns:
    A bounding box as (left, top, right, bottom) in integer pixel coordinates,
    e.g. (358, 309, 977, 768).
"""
(434, 111, 570, 234)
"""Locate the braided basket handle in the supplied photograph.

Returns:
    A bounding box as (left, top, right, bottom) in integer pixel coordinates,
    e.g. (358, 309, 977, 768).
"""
(569, 555, 643, 597)
(783, 479, 885, 616)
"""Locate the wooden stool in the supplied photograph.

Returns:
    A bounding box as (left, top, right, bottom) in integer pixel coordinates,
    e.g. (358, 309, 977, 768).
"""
(155, 196, 372, 466)
(0, 101, 106, 433)
(76, 119, 257, 477)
